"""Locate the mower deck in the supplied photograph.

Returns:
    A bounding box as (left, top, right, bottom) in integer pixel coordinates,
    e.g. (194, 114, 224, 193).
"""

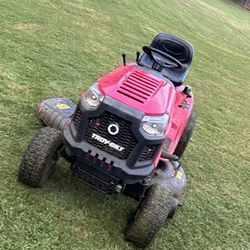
(37, 97, 76, 131)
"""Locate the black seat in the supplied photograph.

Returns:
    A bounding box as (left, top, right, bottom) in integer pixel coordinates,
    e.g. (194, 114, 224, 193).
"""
(139, 33, 194, 86)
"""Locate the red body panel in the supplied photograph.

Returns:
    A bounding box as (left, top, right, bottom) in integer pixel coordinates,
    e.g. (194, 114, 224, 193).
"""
(155, 85, 194, 166)
(98, 64, 175, 116)
(167, 86, 194, 153)
(96, 64, 194, 167)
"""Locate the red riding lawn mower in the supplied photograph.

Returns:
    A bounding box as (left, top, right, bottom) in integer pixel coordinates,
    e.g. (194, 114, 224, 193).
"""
(19, 33, 197, 248)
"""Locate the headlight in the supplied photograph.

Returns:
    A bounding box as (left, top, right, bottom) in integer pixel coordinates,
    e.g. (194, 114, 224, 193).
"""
(142, 114, 169, 136)
(81, 83, 104, 109)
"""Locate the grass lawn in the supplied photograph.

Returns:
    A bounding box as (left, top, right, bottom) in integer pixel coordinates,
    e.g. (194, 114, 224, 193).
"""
(0, 0, 250, 249)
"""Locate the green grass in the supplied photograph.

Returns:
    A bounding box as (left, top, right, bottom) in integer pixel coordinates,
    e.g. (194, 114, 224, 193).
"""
(0, 0, 250, 249)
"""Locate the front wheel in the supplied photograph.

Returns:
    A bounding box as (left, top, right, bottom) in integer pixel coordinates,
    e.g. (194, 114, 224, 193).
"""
(125, 184, 172, 248)
(18, 127, 63, 188)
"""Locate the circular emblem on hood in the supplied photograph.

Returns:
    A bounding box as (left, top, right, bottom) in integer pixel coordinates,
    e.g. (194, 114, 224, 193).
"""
(108, 123, 119, 135)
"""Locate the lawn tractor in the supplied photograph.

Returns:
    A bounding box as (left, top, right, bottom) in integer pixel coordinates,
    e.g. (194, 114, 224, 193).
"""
(19, 33, 197, 248)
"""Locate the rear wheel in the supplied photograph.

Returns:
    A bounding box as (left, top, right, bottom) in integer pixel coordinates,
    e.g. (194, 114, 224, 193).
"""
(125, 184, 172, 248)
(174, 111, 197, 158)
(18, 127, 63, 187)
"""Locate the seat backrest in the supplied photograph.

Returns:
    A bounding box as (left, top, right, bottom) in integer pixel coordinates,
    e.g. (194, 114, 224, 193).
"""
(150, 33, 194, 65)
(139, 33, 194, 86)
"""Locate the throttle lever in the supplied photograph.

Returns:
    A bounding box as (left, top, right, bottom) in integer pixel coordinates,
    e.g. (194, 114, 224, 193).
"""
(161, 151, 179, 161)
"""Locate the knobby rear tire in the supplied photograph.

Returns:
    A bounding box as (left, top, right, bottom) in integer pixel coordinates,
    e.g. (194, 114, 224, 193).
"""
(174, 111, 197, 158)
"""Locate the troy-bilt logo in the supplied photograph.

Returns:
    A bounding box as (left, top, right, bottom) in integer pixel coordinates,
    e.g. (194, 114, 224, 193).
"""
(107, 123, 119, 135)
(91, 133, 125, 152)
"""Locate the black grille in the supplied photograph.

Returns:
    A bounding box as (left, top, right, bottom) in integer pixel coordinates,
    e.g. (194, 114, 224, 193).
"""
(73, 107, 83, 131)
(138, 145, 159, 161)
(85, 112, 137, 159)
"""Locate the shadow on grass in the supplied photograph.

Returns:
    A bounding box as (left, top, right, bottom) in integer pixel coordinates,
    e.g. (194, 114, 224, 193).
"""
(35, 159, 140, 248)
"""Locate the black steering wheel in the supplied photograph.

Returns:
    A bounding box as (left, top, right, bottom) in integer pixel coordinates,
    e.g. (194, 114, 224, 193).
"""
(143, 46, 182, 69)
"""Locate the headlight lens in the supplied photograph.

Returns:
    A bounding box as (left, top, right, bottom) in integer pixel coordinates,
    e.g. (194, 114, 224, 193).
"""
(142, 114, 169, 136)
(81, 83, 104, 109)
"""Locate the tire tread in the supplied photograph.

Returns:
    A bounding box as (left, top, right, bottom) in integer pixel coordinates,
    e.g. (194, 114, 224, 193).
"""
(18, 127, 62, 187)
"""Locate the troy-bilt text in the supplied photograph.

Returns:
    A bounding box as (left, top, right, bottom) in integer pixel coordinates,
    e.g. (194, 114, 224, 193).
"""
(91, 133, 125, 151)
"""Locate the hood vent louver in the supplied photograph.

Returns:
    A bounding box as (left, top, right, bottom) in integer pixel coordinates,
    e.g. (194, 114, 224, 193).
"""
(117, 71, 162, 104)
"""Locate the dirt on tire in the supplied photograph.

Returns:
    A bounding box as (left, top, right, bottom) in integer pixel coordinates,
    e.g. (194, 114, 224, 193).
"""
(125, 184, 172, 248)
(18, 127, 63, 188)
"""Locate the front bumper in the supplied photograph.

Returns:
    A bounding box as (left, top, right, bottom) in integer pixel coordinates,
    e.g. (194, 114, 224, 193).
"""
(63, 96, 165, 184)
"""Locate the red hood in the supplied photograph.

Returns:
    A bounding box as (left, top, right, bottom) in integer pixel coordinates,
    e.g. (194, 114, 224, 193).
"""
(98, 64, 175, 116)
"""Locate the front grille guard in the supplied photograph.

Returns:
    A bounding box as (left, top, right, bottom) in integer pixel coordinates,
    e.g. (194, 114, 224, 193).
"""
(72, 105, 161, 163)
(85, 111, 137, 160)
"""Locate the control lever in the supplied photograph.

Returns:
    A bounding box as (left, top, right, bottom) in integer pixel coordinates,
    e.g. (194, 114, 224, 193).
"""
(161, 151, 179, 161)
(122, 53, 126, 66)
(136, 51, 140, 64)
